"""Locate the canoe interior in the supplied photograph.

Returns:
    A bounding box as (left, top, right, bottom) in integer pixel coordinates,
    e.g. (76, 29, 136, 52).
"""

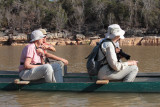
(1, 71, 160, 83)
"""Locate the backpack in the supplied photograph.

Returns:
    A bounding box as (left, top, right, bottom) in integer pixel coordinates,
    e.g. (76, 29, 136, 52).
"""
(86, 39, 112, 76)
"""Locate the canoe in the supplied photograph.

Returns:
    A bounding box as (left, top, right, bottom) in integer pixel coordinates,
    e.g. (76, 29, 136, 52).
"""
(1, 70, 160, 93)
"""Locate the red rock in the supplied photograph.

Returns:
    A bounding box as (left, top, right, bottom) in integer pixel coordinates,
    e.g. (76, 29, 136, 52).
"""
(89, 39, 101, 46)
(65, 41, 71, 45)
(71, 41, 77, 45)
(56, 41, 66, 46)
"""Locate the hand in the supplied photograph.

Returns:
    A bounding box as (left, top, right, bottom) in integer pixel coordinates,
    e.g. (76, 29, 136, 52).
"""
(127, 60, 138, 66)
(48, 46, 56, 52)
(41, 44, 56, 52)
(61, 59, 69, 65)
(36, 48, 44, 56)
(115, 48, 121, 53)
(41, 44, 49, 50)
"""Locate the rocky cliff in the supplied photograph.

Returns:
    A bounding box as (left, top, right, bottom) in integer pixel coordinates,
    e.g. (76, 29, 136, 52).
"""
(0, 33, 160, 46)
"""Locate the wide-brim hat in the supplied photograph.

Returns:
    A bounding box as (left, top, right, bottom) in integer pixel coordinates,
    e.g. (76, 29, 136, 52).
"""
(30, 30, 46, 42)
(39, 28, 47, 35)
(105, 24, 125, 39)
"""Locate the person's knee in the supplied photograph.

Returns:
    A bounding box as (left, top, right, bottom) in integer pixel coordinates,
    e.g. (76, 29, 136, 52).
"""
(43, 64, 53, 73)
(131, 65, 139, 72)
(51, 63, 61, 70)
(134, 66, 139, 73)
(57, 61, 64, 67)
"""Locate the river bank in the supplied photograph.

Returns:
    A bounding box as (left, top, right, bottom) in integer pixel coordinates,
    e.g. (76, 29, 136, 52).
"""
(0, 33, 160, 46)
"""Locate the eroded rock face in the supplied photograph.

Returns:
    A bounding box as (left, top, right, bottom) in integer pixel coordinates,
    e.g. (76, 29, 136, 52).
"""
(65, 41, 72, 45)
(76, 34, 85, 41)
(89, 36, 100, 40)
(0, 32, 5, 36)
(119, 36, 160, 46)
(47, 42, 57, 46)
(71, 41, 77, 45)
(47, 33, 59, 39)
(141, 36, 158, 46)
(81, 40, 91, 45)
(47, 31, 71, 39)
(157, 37, 160, 45)
(12, 33, 27, 41)
(10, 42, 28, 46)
(56, 41, 66, 46)
(119, 37, 143, 46)
(89, 39, 101, 46)
(0, 36, 9, 42)
(89, 37, 160, 46)
(1, 34, 160, 46)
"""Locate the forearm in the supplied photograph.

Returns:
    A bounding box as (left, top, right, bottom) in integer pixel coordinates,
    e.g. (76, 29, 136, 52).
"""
(47, 47, 56, 52)
(24, 57, 41, 69)
(40, 56, 45, 64)
(45, 52, 64, 61)
(42, 44, 56, 52)
(24, 64, 40, 69)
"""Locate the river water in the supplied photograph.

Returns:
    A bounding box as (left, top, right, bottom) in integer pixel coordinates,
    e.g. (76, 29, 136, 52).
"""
(0, 45, 160, 107)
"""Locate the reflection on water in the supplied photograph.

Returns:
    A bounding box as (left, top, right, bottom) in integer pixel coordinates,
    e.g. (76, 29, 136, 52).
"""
(0, 45, 160, 73)
(1, 91, 160, 107)
(121, 46, 160, 73)
(1, 45, 160, 106)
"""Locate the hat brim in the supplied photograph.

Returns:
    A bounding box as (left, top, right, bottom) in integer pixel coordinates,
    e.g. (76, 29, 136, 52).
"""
(30, 35, 45, 42)
(118, 29, 125, 39)
(105, 33, 112, 39)
(105, 29, 125, 39)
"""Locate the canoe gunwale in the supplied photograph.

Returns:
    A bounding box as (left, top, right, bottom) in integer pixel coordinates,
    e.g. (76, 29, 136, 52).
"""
(1, 71, 160, 76)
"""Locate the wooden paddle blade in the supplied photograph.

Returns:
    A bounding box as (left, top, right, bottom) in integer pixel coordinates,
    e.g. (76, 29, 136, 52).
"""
(96, 80, 109, 84)
(14, 79, 30, 85)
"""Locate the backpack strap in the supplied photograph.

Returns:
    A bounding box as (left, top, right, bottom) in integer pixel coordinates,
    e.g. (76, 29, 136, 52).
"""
(99, 39, 116, 57)
(99, 39, 116, 65)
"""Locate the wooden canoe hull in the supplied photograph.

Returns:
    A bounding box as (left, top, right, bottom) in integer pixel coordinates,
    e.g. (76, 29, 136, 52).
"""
(1, 71, 160, 92)
(0, 82, 160, 92)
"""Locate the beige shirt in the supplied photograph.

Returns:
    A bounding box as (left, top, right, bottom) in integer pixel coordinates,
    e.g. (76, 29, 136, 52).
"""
(98, 41, 128, 71)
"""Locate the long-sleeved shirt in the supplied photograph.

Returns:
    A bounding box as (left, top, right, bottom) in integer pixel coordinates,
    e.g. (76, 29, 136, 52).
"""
(98, 41, 128, 71)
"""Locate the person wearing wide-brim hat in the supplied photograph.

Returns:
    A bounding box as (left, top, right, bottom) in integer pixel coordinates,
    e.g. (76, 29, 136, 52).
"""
(38, 29, 68, 64)
(37, 28, 68, 76)
(38, 28, 56, 52)
(18, 30, 63, 83)
(97, 24, 138, 82)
